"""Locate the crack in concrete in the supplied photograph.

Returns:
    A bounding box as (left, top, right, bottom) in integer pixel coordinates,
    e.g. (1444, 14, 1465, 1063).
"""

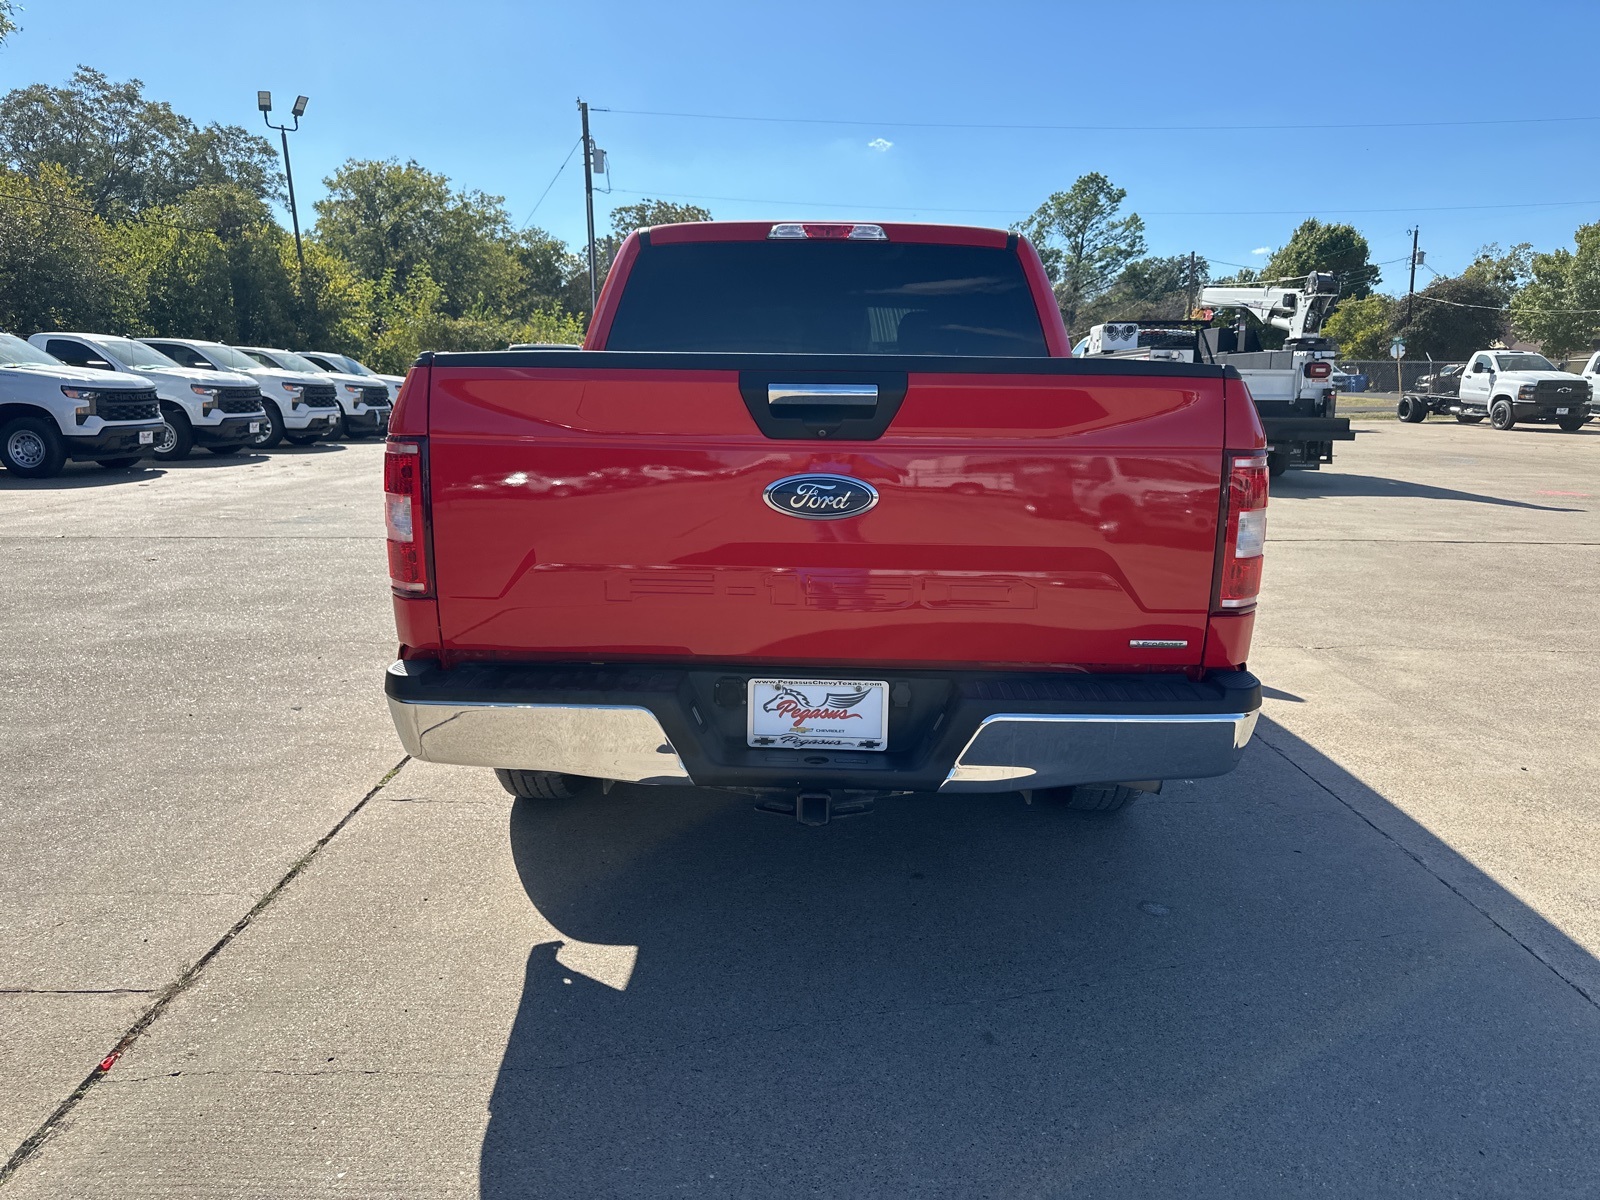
(1255, 729, 1599, 1013)
(0, 755, 409, 1187)
(0, 989, 157, 997)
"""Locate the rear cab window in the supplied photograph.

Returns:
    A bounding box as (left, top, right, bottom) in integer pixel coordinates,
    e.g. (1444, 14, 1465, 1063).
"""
(603, 239, 1050, 356)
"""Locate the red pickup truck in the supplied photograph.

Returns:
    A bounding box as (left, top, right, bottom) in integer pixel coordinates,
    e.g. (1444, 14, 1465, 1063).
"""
(382, 221, 1266, 821)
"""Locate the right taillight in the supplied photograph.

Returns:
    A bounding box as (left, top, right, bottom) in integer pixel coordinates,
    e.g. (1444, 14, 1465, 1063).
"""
(384, 438, 430, 595)
(1219, 452, 1268, 610)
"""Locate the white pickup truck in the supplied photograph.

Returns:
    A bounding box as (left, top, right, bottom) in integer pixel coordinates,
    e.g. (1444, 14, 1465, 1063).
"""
(299, 351, 405, 406)
(235, 347, 391, 440)
(29, 333, 265, 461)
(0, 332, 165, 477)
(140, 338, 341, 448)
(1454, 350, 1592, 431)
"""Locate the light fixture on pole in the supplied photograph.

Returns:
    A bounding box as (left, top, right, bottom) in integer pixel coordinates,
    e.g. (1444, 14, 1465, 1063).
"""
(259, 90, 310, 278)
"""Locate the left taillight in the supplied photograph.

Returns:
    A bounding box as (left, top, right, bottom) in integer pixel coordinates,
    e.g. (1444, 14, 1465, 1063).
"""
(384, 438, 430, 595)
(1218, 452, 1268, 611)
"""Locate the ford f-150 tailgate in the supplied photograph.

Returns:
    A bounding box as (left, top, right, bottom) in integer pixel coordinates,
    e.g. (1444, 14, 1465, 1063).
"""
(418, 352, 1234, 671)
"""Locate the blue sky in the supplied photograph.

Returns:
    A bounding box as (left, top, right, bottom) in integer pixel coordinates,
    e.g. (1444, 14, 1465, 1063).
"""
(4, 0, 1599, 291)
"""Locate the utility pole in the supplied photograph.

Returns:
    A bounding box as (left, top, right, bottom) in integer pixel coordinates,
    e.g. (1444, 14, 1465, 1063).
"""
(1186, 251, 1199, 317)
(578, 97, 597, 314)
(1406, 227, 1420, 325)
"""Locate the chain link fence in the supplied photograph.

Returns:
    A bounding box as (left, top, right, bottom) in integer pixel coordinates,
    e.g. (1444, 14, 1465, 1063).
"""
(1336, 360, 1458, 394)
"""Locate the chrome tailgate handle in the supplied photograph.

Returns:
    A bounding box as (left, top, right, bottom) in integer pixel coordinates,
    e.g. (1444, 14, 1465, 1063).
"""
(767, 383, 879, 408)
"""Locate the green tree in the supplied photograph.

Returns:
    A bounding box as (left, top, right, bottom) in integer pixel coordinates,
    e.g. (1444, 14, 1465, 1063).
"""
(104, 218, 234, 338)
(0, 164, 121, 333)
(1390, 277, 1508, 361)
(1464, 242, 1532, 295)
(1322, 293, 1395, 359)
(1, 1, 20, 48)
(1263, 220, 1377, 297)
(1511, 224, 1600, 360)
(1077, 253, 1209, 328)
(0, 67, 281, 217)
(312, 158, 520, 319)
(1014, 173, 1146, 333)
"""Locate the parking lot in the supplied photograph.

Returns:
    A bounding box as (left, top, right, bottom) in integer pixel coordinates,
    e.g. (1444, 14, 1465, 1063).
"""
(3, 421, 1599, 1196)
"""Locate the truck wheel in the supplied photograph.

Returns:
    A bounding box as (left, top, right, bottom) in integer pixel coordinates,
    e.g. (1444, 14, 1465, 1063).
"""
(1397, 396, 1427, 422)
(1490, 399, 1516, 430)
(1557, 416, 1586, 432)
(153, 406, 194, 461)
(1267, 451, 1289, 479)
(284, 431, 323, 446)
(96, 456, 145, 470)
(206, 444, 245, 456)
(0, 416, 67, 478)
(1455, 414, 1484, 425)
(252, 403, 285, 449)
(494, 769, 597, 801)
(1033, 783, 1141, 812)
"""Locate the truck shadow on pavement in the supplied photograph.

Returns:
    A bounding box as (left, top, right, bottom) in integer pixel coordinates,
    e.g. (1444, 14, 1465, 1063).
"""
(479, 718, 1600, 1197)
(0, 464, 169, 489)
(1273, 471, 1579, 511)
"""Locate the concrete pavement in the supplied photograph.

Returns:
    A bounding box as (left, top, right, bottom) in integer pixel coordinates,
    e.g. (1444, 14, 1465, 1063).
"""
(3, 420, 1599, 1195)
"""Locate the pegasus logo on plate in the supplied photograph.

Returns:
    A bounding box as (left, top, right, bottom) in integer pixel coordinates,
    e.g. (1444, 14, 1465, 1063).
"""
(763, 474, 879, 520)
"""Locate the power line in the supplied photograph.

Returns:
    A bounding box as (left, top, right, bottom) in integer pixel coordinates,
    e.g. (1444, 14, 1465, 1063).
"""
(598, 105, 1600, 135)
(605, 186, 1600, 221)
(1413, 292, 1600, 315)
(518, 138, 582, 229)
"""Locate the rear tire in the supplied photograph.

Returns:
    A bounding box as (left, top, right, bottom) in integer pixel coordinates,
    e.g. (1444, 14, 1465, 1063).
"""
(495, 769, 598, 801)
(1267, 451, 1289, 479)
(0, 416, 67, 478)
(1490, 399, 1516, 430)
(152, 406, 193, 461)
(1397, 396, 1427, 422)
(1558, 416, 1586, 432)
(251, 402, 285, 449)
(1455, 413, 1484, 424)
(96, 456, 144, 470)
(1033, 783, 1142, 812)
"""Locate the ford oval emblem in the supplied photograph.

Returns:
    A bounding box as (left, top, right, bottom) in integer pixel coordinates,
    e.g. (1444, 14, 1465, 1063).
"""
(763, 473, 879, 520)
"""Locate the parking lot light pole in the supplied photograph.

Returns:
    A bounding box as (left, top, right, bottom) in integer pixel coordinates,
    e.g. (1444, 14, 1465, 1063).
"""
(259, 91, 309, 278)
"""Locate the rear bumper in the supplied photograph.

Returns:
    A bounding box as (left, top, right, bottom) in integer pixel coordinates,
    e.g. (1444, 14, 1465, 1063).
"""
(1261, 416, 1355, 443)
(385, 659, 1261, 793)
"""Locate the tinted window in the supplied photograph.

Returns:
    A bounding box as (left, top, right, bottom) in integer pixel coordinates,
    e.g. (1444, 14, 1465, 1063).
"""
(148, 342, 210, 369)
(604, 241, 1049, 355)
(47, 339, 104, 368)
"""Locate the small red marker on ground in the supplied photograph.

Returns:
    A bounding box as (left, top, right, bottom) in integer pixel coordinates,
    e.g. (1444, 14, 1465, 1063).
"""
(98, 1052, 120, 1072)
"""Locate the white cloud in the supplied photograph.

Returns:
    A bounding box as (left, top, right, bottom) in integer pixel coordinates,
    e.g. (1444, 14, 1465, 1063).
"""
(867, 137, 893, 152)
(1251, 246, 1271, 255)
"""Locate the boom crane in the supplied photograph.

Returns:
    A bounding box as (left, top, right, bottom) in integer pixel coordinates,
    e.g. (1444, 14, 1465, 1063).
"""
(1075, 269, 1354, 477)
(1199, 271, 1341, 344)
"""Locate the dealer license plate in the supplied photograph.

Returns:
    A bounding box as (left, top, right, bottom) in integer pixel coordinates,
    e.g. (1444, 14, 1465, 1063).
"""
(138, 430, 154, 444)
(1557, 407, 1570, 415)
(249, 421, 261, 433)
(747, 678, 889, 750)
